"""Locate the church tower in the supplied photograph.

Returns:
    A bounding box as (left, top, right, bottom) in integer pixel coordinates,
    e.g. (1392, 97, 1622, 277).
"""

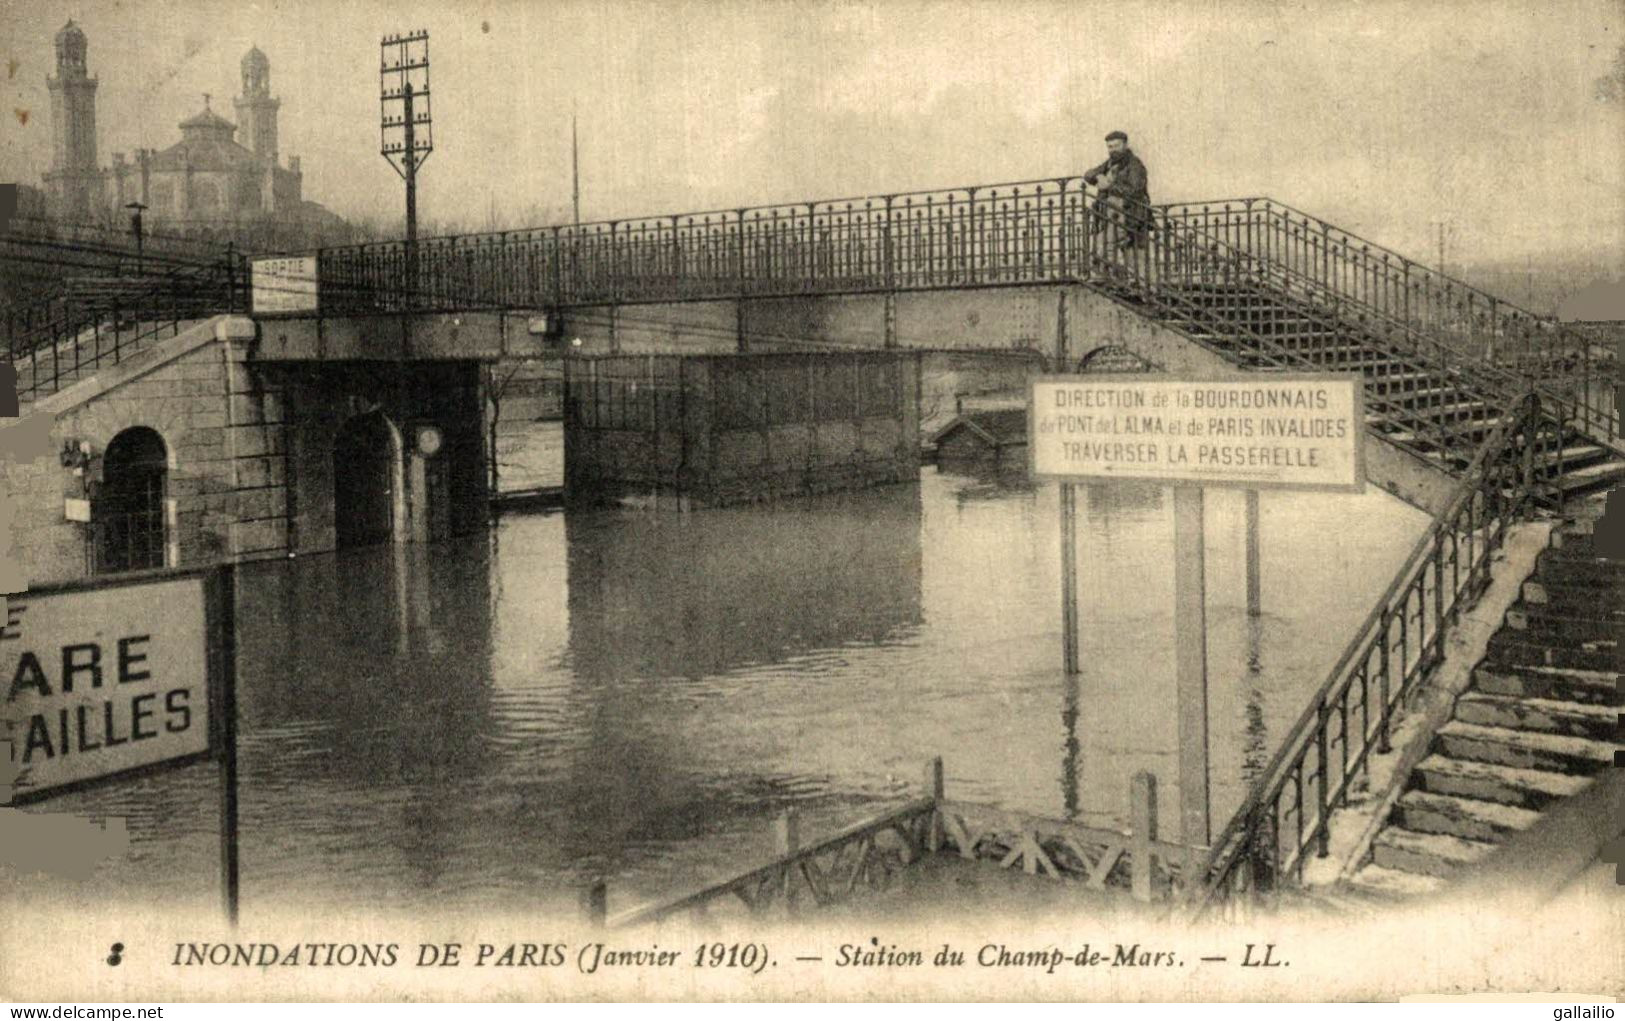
(44, 20, 103, 218)
(233, 45, 280, 162)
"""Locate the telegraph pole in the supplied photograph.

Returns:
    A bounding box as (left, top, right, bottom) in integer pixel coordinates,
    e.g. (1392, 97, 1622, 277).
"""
(571, 102, 581, 226)
(381, 30, 434, 302)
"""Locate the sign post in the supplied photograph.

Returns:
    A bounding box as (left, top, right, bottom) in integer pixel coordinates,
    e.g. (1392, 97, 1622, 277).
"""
(1059, 483, 1080, 675)
(1173, 486, 1210, 847)
(1029, 373, 1365, 853)
(3, 565, 239, 924)
(1245, 489, 1262, 618)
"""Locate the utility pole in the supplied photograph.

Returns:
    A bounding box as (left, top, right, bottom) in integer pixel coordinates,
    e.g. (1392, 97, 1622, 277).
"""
(571, 102, 581, 226)
(381, 30, 434, 304)
(1436, 221, 1446, 277)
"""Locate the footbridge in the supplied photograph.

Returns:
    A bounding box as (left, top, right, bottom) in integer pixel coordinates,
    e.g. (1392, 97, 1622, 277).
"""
(3, 174, 1620, 921)
(9, 177, 1620, 506)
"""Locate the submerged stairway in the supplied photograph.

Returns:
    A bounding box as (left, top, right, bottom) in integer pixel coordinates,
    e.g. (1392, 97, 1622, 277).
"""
(1340, 512, 1621, 901)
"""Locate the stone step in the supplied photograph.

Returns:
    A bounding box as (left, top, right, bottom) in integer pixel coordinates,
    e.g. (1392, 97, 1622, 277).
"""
(1517, 445, 1615, 475)
(1537, 546, 1625, 574)
(1551, 528, 1603, 552)
(1433, 720, 1616, 775)
(1391, 789, 1542, 843)
(1370, 826, 1497, 879)
(1537, 461, 1625, 502)
(1503, 603, 1622, 643)
(1484, 632, 1616, 672)
(1411, 753, 1593, 809)
(1522, 578, 1625, 614)
(1455, 690, 1622, 740)
(1488, 621, 1618, 669)
(1473, 663, 1620, 705)
(1341, 863, 1448, 901)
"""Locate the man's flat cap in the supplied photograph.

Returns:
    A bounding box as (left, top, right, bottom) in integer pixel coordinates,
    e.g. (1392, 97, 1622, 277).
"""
(1104, 130, 1129, 142)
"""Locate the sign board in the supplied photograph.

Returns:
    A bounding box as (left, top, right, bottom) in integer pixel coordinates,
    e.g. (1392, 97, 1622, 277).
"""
(3, 569, 223, 803)
(1029, 374, 1365, 492)
(250, 255, 318, 315)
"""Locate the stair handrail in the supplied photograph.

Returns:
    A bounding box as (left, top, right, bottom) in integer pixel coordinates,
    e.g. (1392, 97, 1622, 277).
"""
(1061, 192, 1510, 462)
(1088, 200, 1547, 464)
(1156, 198, 1615, 446)
(1154, 212, 1607, 455)
(1181, 390, 1546, 918)
(1161, 197, 1584, 338)
(6, 251, 248, 404)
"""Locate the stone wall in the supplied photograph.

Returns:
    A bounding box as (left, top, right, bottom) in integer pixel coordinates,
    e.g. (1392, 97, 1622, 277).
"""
(564, 351, 921, 509)
(1, 318, 244, 586)
(2, 317, 492, 589)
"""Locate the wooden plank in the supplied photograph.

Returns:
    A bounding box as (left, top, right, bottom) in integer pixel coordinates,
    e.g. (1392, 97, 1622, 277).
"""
(1061, 836, 1100, 882)
(1087, 842, 1126, 890)
(842, 836, 873, 897)
(944, 813, 977, 860)
(1028, 834, 1060, 878)
(799, 858, 830, 905)
(1021, 831, 1040, 875)
(939, 800, 1130, 850)
(608, 797, 934, 926)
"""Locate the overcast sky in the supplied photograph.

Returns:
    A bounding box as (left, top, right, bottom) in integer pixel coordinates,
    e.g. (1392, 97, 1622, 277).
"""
(2, 0, 1621, 269)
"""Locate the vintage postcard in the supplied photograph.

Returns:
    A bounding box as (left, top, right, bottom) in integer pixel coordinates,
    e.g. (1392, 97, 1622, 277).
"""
(1, 0, 1621, 1005)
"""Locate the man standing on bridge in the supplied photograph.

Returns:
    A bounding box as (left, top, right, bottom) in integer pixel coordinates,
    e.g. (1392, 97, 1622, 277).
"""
(1082, 131, 1151, 276)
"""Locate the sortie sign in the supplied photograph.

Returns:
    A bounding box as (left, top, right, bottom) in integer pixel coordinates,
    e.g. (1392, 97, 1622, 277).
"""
(1029, 374, 1365, 492)
(3, 573, 215, 801)
(250, 255, 319, 315)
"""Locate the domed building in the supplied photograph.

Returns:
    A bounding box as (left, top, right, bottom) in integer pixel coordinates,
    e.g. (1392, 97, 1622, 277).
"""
(42, 23, 341, 235)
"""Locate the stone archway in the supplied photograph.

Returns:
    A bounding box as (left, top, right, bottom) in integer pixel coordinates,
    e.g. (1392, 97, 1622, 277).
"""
(333, 409, 405, 549)
(97, 426, 168, 573)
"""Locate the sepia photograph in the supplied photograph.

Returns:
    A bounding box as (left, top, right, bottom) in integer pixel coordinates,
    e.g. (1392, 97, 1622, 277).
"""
(0, 0, 1620, 1007)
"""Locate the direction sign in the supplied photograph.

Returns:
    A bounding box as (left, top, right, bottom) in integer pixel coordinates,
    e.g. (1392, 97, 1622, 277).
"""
(1029, 374, 1365, 492)
(250, 255, 319, 315)
(3, 569, 225, 803)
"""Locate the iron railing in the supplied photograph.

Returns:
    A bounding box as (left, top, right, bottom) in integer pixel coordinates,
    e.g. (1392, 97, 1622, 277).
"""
(1159, 199, 1617, 445)
(304, 179, 1612, 450)
(5, 255, 247, 405)
(1182, 391, 1551, 919)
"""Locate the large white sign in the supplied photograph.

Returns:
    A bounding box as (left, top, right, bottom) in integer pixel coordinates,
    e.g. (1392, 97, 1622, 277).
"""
(1029, 374, 1365, 492)
(3, 575, 213, 800)
(250, 255, 319, 315)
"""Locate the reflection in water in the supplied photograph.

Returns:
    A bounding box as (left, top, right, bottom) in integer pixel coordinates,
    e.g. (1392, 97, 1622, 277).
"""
(1241, 615, 1270, 785)
(564, 485, 923, 680)
(1060, 669, 1082, 819)
(24, 465, 1428, 916)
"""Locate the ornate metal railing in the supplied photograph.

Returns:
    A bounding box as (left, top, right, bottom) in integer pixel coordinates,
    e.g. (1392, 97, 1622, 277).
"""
(5, 255, 247, 406)
(314, 176, 1105, 314)
(305, 179, 1613, 451)
(1183, 391, 1551, 919)
(1159, 199, 1617, 446)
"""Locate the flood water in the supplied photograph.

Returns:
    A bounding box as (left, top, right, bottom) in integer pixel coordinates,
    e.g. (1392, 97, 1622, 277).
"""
(20, 449, 1428, 918)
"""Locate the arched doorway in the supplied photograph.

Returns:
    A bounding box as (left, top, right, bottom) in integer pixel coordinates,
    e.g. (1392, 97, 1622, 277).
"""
(334, 409, 403, 549)
(97, 427, 168, 573)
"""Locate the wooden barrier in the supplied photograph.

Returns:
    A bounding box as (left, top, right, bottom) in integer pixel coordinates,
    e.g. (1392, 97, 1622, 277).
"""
(595, 758, 1197, 929)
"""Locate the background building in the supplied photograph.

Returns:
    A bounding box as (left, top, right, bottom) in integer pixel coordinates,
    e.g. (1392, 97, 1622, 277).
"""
(41, 21, 344, 237)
